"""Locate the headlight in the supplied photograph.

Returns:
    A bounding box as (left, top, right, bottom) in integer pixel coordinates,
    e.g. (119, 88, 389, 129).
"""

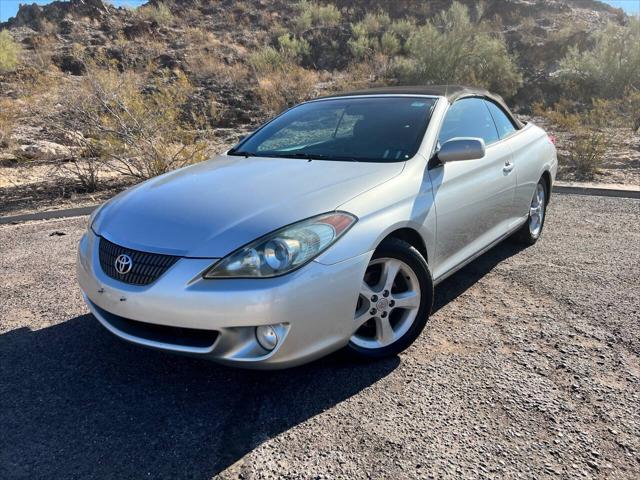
(203, 212, 357, 278)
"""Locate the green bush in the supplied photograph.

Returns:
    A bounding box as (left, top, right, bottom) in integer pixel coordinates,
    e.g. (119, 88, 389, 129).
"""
(398, 2, 522, 97)
(294, 1, 342, 34)
(277, 34, 311, 62)
(348, 13, 406, 60)
(0, 30, 21, 73)
(557, 19, 640, 99)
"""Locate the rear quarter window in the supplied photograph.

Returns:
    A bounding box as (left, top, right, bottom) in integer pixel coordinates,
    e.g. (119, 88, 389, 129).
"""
(484, 100, 518, 139)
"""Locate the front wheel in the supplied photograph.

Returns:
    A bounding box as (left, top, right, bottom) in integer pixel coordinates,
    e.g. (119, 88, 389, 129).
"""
(347, 238, 433, 360)
(513, 178, 548, 245)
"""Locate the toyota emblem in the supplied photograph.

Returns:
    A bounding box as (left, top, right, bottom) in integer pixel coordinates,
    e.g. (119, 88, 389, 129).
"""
(115, 254, 133, 275)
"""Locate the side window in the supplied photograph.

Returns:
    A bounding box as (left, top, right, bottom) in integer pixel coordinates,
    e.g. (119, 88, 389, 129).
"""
(438, 98, 499, 146)
(484, 100, 518, 139)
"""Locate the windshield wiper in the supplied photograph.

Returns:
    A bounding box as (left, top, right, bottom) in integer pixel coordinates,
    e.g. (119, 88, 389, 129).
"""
(276, 152, 332, 161)
(276, 152, 361, 162)
(227, 149, 256, 158)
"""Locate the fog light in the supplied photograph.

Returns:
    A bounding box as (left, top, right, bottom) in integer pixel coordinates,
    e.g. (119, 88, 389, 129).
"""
(255, 325, 278, 351)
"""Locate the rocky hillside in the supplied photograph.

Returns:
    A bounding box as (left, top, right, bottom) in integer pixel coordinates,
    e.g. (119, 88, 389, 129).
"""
(1, 0, 627, 118)
(0, 0, 637, 216)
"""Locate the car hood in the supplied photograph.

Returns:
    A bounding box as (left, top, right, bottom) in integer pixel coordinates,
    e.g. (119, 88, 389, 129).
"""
(94, 154, 404, 258)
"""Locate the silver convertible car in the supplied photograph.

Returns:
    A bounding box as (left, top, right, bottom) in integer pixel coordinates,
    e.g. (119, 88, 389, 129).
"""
(77, 85, 557, 369)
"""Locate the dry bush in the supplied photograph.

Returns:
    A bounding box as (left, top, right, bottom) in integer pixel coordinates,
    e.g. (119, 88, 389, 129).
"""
(568, 130, 608, 179)
(57, 65, 210, 186)
(331, 61, 381, 92)
(532, 99, 580, 130)
(137, 2, 174, 25)
(248, 43, 318, 115)
(538, 99, 617, 179)
(187, 49, 249, 84)
(31, 34, 57, 71)
(254, 67, 318, 116)
(0, 30, 21, 73)
(0, 98, 17, 149)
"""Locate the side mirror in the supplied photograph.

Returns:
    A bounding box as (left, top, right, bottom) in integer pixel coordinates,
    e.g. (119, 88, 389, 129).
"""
(437, 137, 486, 163)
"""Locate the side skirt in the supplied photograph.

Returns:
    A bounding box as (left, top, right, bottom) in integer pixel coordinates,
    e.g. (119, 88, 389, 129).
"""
(432, 217, 528, 287)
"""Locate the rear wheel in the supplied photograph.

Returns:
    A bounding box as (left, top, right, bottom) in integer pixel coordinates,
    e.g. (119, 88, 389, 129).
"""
(347, 238, 433, 360)
(513, 178, 548, 245)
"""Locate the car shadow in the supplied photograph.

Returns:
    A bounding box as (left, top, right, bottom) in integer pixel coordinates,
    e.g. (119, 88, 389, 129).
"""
(0, 241, 526, 479)
(0, 317, 399, 479)
(432, 240, 526, 314)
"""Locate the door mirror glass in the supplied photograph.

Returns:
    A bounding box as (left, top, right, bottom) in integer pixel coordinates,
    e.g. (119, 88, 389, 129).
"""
(437, 138, 485, 163)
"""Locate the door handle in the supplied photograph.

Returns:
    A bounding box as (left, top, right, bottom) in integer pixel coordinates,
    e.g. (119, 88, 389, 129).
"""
(503, 161, 514, 173)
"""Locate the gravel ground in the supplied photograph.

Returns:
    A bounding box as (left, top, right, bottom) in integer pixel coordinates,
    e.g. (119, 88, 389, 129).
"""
(0, 194, 638, 479)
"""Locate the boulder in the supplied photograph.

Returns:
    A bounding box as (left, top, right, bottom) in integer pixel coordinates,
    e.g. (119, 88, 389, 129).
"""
(19, 141, 72, 161)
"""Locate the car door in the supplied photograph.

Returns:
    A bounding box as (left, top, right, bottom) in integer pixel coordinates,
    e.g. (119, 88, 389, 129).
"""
(428, 97, 517, 281)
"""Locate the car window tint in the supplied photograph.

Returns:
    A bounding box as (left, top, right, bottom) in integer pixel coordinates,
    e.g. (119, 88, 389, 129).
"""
(438, 98, 499, 146)
(232, 97, 437, 163)
(484, 100, 518, 139)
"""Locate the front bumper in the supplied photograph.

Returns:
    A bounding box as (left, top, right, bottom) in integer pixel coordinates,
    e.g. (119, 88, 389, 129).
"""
(77, 230, 371, 369)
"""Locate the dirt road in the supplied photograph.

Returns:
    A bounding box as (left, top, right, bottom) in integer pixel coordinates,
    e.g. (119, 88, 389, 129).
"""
(1, 194, 638, 479)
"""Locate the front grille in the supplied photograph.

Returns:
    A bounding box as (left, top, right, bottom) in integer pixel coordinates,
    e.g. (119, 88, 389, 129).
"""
(98, 237, 179, 286)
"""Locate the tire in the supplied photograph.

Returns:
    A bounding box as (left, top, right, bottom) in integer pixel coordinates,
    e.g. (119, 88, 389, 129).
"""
(346, 237, 433, 360)
(513, 177, 548, 245)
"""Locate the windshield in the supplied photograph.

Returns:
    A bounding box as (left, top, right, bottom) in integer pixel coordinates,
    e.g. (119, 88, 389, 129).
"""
(229, 96, 437, 162)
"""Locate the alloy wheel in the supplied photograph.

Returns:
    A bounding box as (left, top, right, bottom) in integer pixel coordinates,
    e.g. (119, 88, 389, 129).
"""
(351, 257, 422, 349)
(529, 182, 546, 237)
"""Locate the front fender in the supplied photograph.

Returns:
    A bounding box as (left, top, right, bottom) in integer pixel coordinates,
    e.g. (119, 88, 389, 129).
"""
(315, 160, 435, 268)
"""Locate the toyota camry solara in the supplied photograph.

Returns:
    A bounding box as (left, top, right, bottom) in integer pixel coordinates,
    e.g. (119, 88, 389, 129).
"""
(77, 85, 557, 369)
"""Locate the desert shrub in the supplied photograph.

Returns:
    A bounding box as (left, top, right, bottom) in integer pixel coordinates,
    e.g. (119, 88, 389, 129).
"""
(249, 46, 287, 72)
(568, 130, 608, 179)
(398, 2, 522, 97)
(0, 98, 17, 148)
(388, 18, 416, 43)
(538, 99, 616, 179)
(346, 13, 414, 79)
(348, 13, 401, 60)
(277, 34, 311, 63)
(294, 1, 342, 34)
(249, 44, 317, 115)
(31, 34, 57, 71)
(289, 1, 348, 69)
(187, 49, 249, 84)
(557, 19, 640, 99)
(532, 98, 580, 130)
(137, 2, 173, 25)
(254, 67, 318, 116)
(58, 65, 209, 184)
(0, 30, 21, 73)
(357, 11, 392, 36)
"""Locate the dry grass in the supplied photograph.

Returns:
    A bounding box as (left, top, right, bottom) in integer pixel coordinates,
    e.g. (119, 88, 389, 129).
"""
(248, 45, 318, 115)
(0, 98, 17, 149)
(186, 49, 249, 84)
(136, 2, 173, 26)
(254, 66, 318, 115)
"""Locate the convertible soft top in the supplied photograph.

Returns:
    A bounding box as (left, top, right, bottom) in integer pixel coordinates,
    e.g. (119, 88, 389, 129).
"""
(319, 85, 523, 129)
